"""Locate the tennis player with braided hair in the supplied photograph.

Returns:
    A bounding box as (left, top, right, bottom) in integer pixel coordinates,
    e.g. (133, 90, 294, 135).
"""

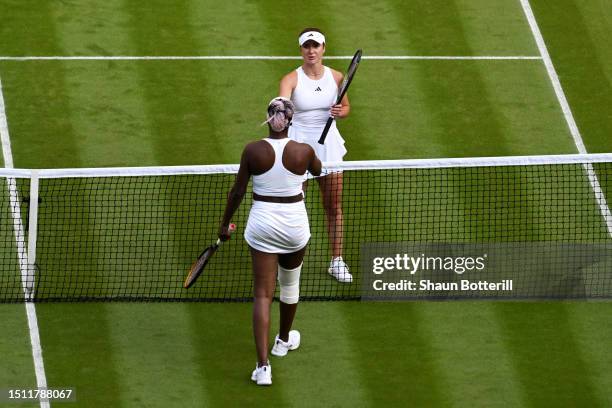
(219, 97, 321, 386)
(279, 27, 353, 283)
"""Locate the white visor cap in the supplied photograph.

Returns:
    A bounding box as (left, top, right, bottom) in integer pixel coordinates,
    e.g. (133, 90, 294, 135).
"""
(299, 31, 326, 46)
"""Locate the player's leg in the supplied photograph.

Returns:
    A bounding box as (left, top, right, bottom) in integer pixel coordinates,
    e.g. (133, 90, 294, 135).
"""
(317, 172, 343, 258)
(317, 172, 353, 282)
(272, 246, 306, 356)
(277, 246, 306, 339)
(250, 247, 278, 366)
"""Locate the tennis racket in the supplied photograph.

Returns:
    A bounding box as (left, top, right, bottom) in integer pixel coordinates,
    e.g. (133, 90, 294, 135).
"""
(183, 223, 236, 289)
(318, 49, 362, 145)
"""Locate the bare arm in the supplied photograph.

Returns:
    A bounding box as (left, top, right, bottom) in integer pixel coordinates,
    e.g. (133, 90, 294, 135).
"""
(330, 69, 350, 119)
(279, 71, 297, 99)
(308, 146, 322, 177)
(219, 145, 252, 239)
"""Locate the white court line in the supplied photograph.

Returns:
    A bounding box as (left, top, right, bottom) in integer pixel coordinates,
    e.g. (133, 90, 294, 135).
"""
(520, 0, 612, 237)
(0, 76, 50, 407)
(0, 55, 542, 61)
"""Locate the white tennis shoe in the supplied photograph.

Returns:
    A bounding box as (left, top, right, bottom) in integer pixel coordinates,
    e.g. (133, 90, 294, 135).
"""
(251, 363, 272, 386)
(328, 257, 353, 283)
(271, 330, 301, 357)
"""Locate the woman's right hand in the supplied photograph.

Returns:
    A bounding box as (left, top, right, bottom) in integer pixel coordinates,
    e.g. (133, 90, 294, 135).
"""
(218, 223, 236, 242)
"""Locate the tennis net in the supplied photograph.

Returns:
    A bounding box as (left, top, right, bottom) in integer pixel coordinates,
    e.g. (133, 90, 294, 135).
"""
(1, 153, 611, 302)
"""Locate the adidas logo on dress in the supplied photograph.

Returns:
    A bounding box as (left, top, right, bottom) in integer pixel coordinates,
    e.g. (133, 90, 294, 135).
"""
(315, 87, 322, 91)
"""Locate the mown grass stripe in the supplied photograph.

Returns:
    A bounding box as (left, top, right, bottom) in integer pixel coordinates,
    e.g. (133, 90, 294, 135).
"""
(390, 0, 512, 159)
(0, 0, 64, 55)
(273, 303, 373, 407)
(50, 0, 157, 167)
(417, 303, 525, 407)
(36, 304, 125, 407)
(340, 302, 449, 407)
(185, 302, 373, 406)
(123, 0, 231, 165)
(528, 0, 612, 153)
(0, 2, 82, 169)
(0, 62, 83, 169)
(251, 0, 335, 56)
(567, 303, 612, 407)
(454, 0, 539, 55)
(0, 305, 39, 408)
(186, 303, 295, 406)
(519, 0, 584, 153)
(105, 303, 209, 407)
(494, 303, 603, 407)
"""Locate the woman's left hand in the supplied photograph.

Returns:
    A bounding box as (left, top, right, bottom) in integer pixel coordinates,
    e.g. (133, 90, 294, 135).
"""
(330, 104, 343, 118)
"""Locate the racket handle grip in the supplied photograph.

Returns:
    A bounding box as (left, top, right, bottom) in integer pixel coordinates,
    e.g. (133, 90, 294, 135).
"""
(318, 117, 334, 145)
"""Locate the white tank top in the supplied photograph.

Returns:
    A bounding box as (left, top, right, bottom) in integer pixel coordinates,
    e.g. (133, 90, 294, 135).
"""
(252, 138, 306, 196)
(291, 66, 338, 129)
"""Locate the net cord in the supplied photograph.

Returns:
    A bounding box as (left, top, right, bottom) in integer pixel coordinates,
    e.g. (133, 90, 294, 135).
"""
(1, 153, 612, 179)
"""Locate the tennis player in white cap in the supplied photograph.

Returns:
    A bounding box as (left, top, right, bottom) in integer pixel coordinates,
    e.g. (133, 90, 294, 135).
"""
(279, 27, 353, 283)
(219, 97, 321, 386)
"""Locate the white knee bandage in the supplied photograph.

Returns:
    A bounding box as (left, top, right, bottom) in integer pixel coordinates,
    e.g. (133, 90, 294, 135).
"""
(278, 263, 302, 304)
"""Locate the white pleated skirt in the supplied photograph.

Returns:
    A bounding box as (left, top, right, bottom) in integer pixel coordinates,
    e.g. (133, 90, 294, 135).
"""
(288, 122, 347, 163)
(244, 201, 311, 254)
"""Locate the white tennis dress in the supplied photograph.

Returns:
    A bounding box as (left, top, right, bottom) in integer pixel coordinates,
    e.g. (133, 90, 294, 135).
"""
(289, 66, 347, 162)
(244, 138, 310, 253)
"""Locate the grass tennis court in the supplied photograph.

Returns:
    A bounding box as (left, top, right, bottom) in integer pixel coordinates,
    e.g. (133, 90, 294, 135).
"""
(1, 0, 611, 406)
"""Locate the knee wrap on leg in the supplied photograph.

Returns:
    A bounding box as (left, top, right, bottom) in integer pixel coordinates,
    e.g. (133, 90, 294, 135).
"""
(278, 263, 302, 304)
